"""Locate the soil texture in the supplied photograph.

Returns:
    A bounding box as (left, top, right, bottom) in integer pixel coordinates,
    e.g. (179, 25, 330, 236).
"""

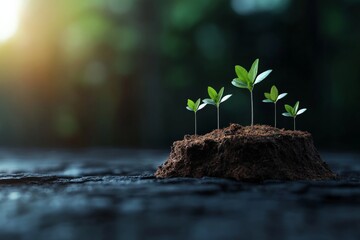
(155, 124, 336, 181)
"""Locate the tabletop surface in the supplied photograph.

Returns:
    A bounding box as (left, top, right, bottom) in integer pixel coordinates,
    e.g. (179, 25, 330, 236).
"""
(0, 149, 359, 240)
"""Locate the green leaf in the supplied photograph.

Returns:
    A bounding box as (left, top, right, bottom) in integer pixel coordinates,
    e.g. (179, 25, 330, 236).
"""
(235, 65, 249, 82)
(270, 86, 278, 101)
(232, 79, 248, 89)
(195, 98, 201, 110)
(208, 86, 217, 100)
(202, 98, 216, 106)
(264, 92, 272, 100)
(254, 69, 272, 84)
(248, 59, 259, 82)
(217, 87, 224, 102)
(296, 108, 307, 115)
(277, 93, 287, 100)
(263, 99, 273, 103)
(285, 104, 293, 115)
(236, 77, 248, 85)
(294, 101, 299, 113)
(187, 99, 195, 110)
(221, 94, 232, 103)
(282, 112, 292, 117)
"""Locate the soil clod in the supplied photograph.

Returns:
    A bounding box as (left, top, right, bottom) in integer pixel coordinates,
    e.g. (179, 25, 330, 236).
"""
(155, 124, 336, 181)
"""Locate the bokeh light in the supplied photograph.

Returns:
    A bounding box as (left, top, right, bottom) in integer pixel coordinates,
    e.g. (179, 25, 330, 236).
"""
(0, 0, 359, 150)
(0, 0, 25, 42)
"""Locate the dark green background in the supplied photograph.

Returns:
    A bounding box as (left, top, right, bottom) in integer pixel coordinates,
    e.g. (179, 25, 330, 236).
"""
(0, 0, 359, 150)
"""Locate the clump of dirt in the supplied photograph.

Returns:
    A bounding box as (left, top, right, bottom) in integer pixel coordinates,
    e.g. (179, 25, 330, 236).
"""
(155, 124, 336, 181)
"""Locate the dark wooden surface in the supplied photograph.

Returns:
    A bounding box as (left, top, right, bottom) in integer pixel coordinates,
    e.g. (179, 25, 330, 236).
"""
(0, 149, 359, 240)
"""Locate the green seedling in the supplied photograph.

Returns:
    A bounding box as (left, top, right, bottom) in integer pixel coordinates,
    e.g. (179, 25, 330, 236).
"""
(263, 85, 287, 128)
(186, 98, 206, 135)
(282, 101, 307, 130)
(232, 59, 272, 126)
(202, 86, 232, 129)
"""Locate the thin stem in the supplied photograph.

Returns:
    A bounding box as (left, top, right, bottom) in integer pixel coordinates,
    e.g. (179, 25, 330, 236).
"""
(217, 106, 220, 129)
(274, 103, 277, 128)
(250, 91, 254, 126)
(293, 117, 296, 131)
(195, 112, 197, 135)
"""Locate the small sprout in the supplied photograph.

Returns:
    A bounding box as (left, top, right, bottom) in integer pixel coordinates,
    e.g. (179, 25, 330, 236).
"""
(282, 101, 307, 130)
(186, 98, 206, 135)
(263, 85, 287, 128)
(232, 58, 272, 126)
(203, 86, 232, 129)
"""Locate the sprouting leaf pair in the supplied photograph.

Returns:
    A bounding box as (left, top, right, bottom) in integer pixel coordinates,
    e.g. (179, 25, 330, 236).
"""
(203, 86, 232, 130)
(232, 59, 272, 126)
(186, 99, 206, 136)
(263, 85, 287, 103)
(232, 59, 272, 92)
(262, 85, 287, 128)
(282, 101, 307, 130)
(283, 101, 307, 117)
(186, 99, 206, 112)
(203, 86, 232, 107)
(186, 86, 232, 134)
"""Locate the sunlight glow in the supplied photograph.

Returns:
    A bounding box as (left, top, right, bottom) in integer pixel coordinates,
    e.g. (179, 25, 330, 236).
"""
(0, 0, 25, 42)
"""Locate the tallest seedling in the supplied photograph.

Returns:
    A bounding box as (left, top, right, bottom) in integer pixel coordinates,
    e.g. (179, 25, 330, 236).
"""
(232, 59, 272, 126)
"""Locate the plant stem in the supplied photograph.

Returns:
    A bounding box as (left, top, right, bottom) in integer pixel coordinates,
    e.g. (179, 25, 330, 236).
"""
(250, 90, 254, 126)
(274, 102, 277, 128)
(293, 117, 296, 131)
(195, 112, 197, 135)
(217, 106, 219, 129)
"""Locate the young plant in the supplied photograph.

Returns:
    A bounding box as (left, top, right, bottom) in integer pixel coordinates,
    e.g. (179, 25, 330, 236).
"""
(232, 59, 272, 126)
(263, 85, 287, 128)
(282, 101, 307, 130)
(186, 98, 206, 135)
(202, 86, 232, 129)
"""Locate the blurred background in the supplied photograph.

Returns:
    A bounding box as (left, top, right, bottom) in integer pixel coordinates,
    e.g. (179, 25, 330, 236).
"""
(0, 0, 359, 150)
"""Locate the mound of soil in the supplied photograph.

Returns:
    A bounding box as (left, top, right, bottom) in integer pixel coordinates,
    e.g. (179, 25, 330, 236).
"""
(155, 124, 336, 181)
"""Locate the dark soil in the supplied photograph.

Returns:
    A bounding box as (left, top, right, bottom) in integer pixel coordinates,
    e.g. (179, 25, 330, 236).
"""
(155, 124, 336, 181)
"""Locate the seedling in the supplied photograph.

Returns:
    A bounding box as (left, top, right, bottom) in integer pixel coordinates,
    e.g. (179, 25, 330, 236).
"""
(263, 85, 287, 128)
(186, 98, 206, 135)
(202, 86, 232, 129)
(282, 101, 307, 130)
(232, 59, 272, 126)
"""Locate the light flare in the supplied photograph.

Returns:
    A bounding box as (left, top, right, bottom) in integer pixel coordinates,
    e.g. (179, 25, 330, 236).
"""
(0, 0, 25, 42)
